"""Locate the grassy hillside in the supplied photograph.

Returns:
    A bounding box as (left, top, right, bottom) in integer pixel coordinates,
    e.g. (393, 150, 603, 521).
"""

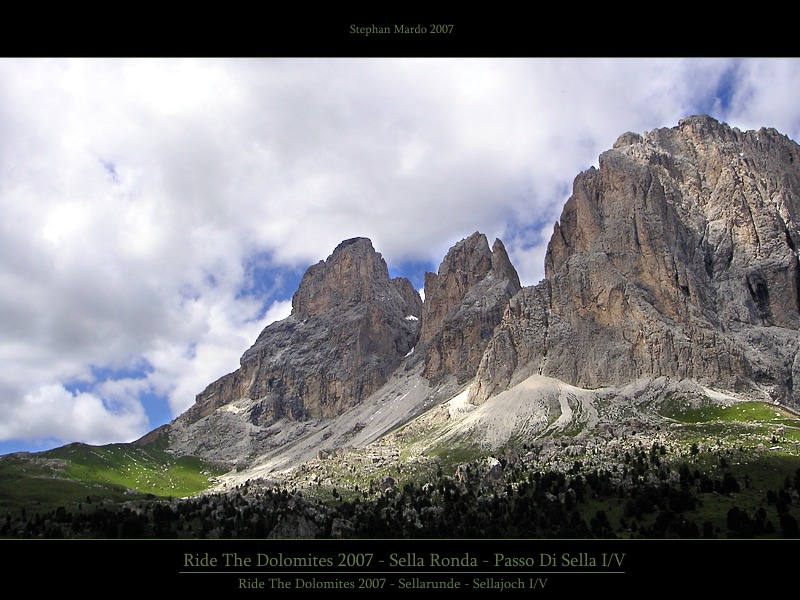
(0, 432, 223, 517)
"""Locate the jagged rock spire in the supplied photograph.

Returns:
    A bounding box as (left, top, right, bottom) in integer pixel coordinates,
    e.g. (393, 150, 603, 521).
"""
(419, 232, 521, 384)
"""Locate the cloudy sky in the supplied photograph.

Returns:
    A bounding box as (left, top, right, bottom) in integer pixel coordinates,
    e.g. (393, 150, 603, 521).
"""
(0, 57, 798, 455)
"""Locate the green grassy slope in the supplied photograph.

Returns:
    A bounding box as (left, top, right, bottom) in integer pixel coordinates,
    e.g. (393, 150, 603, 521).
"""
(0, 432, 223, 515)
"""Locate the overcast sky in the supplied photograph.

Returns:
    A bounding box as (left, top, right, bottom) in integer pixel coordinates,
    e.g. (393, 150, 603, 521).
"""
(1, 57, 798, 455)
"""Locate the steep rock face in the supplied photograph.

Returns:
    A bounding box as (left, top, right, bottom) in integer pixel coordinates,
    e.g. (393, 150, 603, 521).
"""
(472, 115, 800, 406)
(419, 232, 521, 384)
(181, 238, 423, 427)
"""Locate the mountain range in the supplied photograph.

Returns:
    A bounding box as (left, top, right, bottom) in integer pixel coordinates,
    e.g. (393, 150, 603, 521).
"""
(147, 114, 800, 489)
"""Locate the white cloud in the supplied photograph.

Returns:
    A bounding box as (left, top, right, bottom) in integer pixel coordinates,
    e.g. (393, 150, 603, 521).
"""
(146, 299, 293, 416)
(0, 384, 147, 446)
(722, 59, 800, 141)
(0, 57, 798, 452)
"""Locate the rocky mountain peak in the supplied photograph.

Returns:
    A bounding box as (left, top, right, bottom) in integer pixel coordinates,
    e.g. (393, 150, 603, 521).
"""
(291, 237, 392, 320)
(475, 115, 800, 406)
(175, 236, 423, 456)
(420, 232, 521, 384)
(491, 237, 521, 288)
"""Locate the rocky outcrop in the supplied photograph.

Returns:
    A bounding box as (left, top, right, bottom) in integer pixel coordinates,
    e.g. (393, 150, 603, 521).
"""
(181, 237, 422, 427)
(472, 115, 800, 406)
(419, 232, 521, 385)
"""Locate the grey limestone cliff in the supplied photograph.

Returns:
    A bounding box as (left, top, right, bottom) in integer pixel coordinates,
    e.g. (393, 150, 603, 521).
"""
(182, 237, 423, 427)
(471, 115, 800, 406)
(419, 232, 521, 385)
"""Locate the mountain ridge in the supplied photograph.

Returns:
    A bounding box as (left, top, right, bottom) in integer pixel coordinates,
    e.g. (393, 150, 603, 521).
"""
(474, 114, 800, 406)
(149, 115, 800, 482)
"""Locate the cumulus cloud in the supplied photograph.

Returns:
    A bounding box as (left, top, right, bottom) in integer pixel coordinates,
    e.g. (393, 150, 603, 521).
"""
(0, 384, 148, 447)
(0, 57, 798, 453)
(722, 59, 800, 138)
